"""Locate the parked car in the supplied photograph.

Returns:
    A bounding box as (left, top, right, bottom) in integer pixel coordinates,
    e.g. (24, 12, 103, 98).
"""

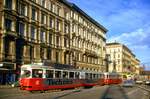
(135, 80, 143, 84)
(122, 80, 135, 87)
(145, 80, 150, 85)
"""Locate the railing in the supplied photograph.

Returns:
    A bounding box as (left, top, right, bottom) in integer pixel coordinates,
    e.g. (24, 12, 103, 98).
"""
(137, 85, 150, 99)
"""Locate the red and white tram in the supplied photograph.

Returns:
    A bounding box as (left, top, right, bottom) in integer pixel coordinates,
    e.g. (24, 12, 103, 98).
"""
(19, 64, 103, 91)
(19, 64, 122, 91)
(102, 72, 122, 85)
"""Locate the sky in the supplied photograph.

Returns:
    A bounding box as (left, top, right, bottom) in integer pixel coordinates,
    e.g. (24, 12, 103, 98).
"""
(69, 0, 150, 70)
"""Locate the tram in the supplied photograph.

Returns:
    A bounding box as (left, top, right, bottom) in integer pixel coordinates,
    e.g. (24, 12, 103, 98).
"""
(19, 63, 122, 91)
(103, 72, 122, 85)
(19, 63, 103, 91)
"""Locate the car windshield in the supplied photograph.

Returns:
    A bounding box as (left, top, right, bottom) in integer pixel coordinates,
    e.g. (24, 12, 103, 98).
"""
(124, 80, 133, 83)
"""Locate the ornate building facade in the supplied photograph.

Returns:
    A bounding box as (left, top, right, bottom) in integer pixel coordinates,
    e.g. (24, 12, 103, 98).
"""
(0, 0, 107, 84)
(106, 43, 140, 76)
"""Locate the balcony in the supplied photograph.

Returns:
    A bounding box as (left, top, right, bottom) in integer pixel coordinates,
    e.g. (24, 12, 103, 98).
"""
(5, 31, 17, 38)
(3, 54, 16, 62)
(84, 49, 98, 58)
(4, 8, 18, 16)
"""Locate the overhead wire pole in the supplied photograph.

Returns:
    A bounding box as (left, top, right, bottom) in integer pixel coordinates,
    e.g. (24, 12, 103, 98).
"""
(113, 50, 116, 72)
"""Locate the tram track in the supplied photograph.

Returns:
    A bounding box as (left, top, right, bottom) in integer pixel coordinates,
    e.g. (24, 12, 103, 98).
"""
(0, 86, 82, 99)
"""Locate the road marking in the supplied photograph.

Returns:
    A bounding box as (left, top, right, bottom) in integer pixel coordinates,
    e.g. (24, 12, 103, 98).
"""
(127, 89, 139, 95)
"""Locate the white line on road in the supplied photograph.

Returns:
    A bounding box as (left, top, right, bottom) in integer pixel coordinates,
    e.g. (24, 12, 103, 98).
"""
(127, 89, 139, 95)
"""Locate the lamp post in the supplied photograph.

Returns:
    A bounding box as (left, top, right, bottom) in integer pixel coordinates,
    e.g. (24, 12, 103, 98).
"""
(105, 54, 111, 72)
(112, 50, 116, 72)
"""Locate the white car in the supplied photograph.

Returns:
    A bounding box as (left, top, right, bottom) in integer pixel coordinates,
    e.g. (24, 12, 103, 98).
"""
(145, 80, 150, 85)
(135, 80, 143, 84)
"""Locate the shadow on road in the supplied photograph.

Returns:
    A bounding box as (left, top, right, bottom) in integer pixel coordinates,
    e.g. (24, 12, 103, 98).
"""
(100, 85, 129, 99)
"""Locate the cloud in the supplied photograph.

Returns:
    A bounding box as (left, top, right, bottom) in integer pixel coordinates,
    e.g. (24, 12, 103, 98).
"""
(107, 28, 148, 45)
(107, 26, 150, 68)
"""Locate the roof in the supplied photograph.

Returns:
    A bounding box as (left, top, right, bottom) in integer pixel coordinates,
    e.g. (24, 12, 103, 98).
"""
(106, 42, 135, 56)
(60, 0, 108, 33)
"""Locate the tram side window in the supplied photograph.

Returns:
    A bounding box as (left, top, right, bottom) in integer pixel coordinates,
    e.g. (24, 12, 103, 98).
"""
(85, 73, 89, 79)
(21, 70, 31, 78)
(90, 73, 93, 79)
(106, 75, 109, 79)
(46, 70, 54, 78)
(63, 71, 68, 79)
(32, 69, 43, 78)
(55, 70, 61, 78)
(75, 72, 79, 79)
(69, 72, 74, 79)
(93, 74, 96, 79)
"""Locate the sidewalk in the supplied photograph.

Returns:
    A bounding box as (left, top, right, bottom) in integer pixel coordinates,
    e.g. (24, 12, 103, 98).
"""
(0, 85, 13, 89)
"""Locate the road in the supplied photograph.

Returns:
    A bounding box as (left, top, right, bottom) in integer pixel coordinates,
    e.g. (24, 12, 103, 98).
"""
(0, 85, 149, 99)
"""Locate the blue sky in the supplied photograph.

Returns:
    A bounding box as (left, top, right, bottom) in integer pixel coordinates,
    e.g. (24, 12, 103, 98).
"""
(69, 0, 150, 70)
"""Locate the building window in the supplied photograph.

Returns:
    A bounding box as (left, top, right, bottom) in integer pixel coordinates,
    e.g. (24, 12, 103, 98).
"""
(48, 1, 51, 10)
(64, 23, 69, 34)
(30, 46, 34, 61)
(56, 52, 59, 63)
(32, 7, 37, 20)
(4, 40, 10, 57)
(41, 13, 46, 24)
(56, 36, 60, 46)
(5, 0, 12, 9)
(5, 19, 12, 31)
(56, 6, 61, 16)
(20, 3, 26, 16)
(51, 3, 55, 13)
(49, 34, 52, 45)
(64, 11, 69, 20)
(40, 48, 44, 59)
(31, 26, 35, 40)
(40, 29, 45, 43)
(41, 0, 46, 7)
(47, 48, 51, 60)
(19, 22, 25, 36)
(64, 38, 67, 47)
(56, 20, 61, 31)
(49, 17, 54, 28)
(64, 53, 67, 64)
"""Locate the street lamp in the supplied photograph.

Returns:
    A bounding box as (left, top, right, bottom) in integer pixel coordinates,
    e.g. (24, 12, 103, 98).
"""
(105, 54, 111, 72)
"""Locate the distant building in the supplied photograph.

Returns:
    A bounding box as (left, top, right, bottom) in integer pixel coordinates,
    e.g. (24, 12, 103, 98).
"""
(106, 42, 140, 77)
(0, 0, 107, 84)
(140, 70, 150, 80)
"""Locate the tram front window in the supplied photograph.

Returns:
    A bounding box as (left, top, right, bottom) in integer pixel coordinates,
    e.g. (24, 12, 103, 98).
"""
(32, 69, 43, 78)
(21, 70, 31, 78)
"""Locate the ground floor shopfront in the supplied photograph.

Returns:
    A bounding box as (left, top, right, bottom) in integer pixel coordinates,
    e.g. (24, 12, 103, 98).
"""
(0, 69, 16, 85)
(0, 62, 16, 85)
